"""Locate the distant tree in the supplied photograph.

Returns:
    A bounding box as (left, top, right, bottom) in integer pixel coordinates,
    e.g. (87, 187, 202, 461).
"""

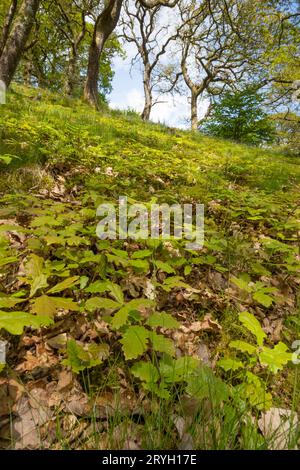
(162, 0, 256, 131)
(84, 0, 179, 109)
(270, 112, 300, 156)
(160, 0, 299, 130)
(15, 0, 123, 101)
(200, 87, 275, 145)
(121, 0, 179, 121)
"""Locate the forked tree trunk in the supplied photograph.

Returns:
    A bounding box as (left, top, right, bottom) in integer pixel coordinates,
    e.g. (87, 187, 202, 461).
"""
(84, 0, 123, 108)
(0, 0, 40, 88)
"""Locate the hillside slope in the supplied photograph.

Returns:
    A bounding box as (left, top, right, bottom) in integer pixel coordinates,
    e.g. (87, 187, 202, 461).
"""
(0, 86, 299, 450)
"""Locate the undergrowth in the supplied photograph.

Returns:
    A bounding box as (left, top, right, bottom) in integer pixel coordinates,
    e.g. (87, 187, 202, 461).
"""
(0, 85, 299, 450)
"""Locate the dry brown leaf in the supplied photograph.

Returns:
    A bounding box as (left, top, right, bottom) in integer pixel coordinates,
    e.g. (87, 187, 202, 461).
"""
(172, 415, 186, 439)
(258, 408, 299, 450)
(178, 433, 194, 450)
(28, 387, 48, 409)
(183, 314, 222, 333)
(13, 396, 52, 449)
(57, 370, 73, 393)
(0, 378, 24, 417)
(113, 421, 143, 450)
(15, 342, 58, 373)
(46, 333, 68, 350)
(66, 393, 90, 417)
(271, 319, 283, 343)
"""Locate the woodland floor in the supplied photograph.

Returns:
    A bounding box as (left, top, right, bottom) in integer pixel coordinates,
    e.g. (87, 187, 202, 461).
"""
(0, 85, 299, 450)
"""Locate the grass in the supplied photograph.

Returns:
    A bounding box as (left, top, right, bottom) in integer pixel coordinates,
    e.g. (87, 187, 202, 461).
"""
(0, 84, 299, 450)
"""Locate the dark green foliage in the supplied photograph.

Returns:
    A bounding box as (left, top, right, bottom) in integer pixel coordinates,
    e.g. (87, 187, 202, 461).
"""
(200, 86, 276, 145)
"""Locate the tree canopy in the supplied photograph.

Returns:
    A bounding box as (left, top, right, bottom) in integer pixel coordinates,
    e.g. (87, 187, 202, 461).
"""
(200, 86, 276, 145)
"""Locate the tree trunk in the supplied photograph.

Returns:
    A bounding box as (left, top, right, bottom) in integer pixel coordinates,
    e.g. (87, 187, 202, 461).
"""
(191, 90, 198, 131)
(141, 66, 152, 121)
(23, 59, 32, 85)
(84, 0, 123, 108)
(0, 0, 40, 88)
(64, 48, 77, 96)
(0, 0, 18, 58)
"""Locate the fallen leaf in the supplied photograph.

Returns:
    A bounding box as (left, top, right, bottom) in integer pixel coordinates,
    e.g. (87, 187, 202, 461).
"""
(178, 433, 194, 450)
(183, 315, 222, 333)
(258, 408, 299, 450)
(46, 333, 68, 350)
(13, 396, 52, 449)
(57, 369, 73, 393)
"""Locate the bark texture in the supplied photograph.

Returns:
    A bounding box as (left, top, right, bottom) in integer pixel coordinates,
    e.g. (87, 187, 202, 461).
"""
(84, 0, 123, 108)
(0, 0, 40, 88)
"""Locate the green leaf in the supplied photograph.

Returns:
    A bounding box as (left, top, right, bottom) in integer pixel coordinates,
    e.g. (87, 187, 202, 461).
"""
(143, 381, 171, 399)
(131, 249, 152, 259)
(235, 382, 272, 411)
(111, 248, 128, 258)
(79, 276, 89, 289)
(148, 331, 175, 356)
(0, 224, 25, 233)
(111, 305, 130, 329)
(120, 326, 149, 359)
(231, 276, 251, 293)
(43, 235, 66, 246)
(155, 260, 175, 274)
(146, 312, 180, 329)
(106, 281, 124, 304)
(47, 276, 79, 294)
(31, 295, 79, 317)
(0, 256, 18, 267)
(239, 311, 266, 346)
(0, 297, 25, 309)
(85, 281, 110, 293)
(251, 262, 271, 277)
(159, 356, 199, 383)
(229, 340, 257, 355)
(186, 366, 229, 406)
(128, 259, 149, 271)
(240, 372, 273, 410)
(131, 361, 159, 384)
(62, 339, 106, 373)
(85, 281, 124, 303)
(24, 254, 48, 297)
(259, 342, 293, 373)
(29, 274, 49, 297)
(31, 215, 62, 227)
(111, 299, 154, 329)
(161, 276, 192, 292)
(253, 291, 274, 308)
(0, 155, 12, 164)
(217, 358, 245, 371)
(24, 254, 44, 277)
(85, 297, 121, 312)
(184, 265, 192, 276)
(0, 310, 53, 335)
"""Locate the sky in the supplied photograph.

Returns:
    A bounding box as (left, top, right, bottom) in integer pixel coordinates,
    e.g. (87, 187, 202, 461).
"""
(108, 45, 209, 129)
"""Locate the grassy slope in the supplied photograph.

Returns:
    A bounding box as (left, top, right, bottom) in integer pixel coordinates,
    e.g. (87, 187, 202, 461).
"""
(0, 85, 300, 449)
